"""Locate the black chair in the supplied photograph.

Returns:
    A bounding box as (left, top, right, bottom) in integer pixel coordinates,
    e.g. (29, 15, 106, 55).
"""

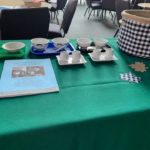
(0, 7, 50, 40)
(48, 0, 78, 38)
(116, 0, 130, 24)
(47, 0, 68, 24)
(114, 0, 130, 37)
(101, 0, 116, 20)
(84, 0, 102, 20)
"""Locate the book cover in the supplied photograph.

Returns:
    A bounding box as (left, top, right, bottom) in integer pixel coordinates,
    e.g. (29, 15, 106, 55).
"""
(0, 59, 59, 98)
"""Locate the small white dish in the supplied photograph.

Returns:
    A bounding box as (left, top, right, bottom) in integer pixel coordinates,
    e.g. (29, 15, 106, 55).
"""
(52, 37, 69, 48)
(56, 54, 87, 66)
(88, 53, 118, 62)
(2, 42, 25, 53)
(31, 38, 49, 51)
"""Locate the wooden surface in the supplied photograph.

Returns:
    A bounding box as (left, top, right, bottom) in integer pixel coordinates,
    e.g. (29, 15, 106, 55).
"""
(0, 0, 51, 8)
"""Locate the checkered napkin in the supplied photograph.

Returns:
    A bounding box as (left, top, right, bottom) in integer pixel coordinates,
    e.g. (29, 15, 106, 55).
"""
(120, 72, 141, 83)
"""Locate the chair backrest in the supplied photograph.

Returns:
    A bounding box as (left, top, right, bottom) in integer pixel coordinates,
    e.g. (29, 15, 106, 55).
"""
(102, 0, 116, 11)
(57, 0, 68, 10)
(1, 7, 50, 40)
(61, 0, 78, 35)
(115, 0, 130, 23)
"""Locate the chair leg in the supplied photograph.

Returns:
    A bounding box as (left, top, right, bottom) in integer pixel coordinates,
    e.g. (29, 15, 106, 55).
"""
(97, 9, 101, 17)
(84, 7, 89, 16)
(104, 10, 107, 19)
(88, 9, 93, 20)
(97, 10, 99, 17)
(114, 28, 119, 37)
(49, 11, 53, 20)
(88, 7, 91, 13)
(93, 10, 95, 16)
(55, 13, 59, 24)
(113, 13, 117, 25)
(100, 9, 104, 20)
(56, 10, 59, 15)
(109, 11, 113, 19)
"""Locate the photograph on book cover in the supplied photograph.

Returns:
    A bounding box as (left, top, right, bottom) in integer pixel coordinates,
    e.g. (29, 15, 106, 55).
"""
(12, 66, 45, 78)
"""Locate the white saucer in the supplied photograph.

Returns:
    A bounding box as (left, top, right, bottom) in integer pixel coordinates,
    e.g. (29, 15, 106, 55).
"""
(56, 55, 87, 65)
(88, 53, 118, 62)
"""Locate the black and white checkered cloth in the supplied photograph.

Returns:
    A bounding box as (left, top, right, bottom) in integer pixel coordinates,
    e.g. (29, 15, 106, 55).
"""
(120, 72, 141, 83)
(117, 19, 150, 58)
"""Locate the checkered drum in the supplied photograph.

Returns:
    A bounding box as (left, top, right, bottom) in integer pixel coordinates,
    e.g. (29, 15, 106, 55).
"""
(117, 10, 150, 58)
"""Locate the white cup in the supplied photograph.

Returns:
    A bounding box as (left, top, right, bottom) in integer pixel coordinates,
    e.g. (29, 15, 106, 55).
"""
(92, 49, 101, 59)
(59, 51, 69, 62)
(105, 50, 113, 60)
(95, 39, 107, 49)
(72, 51, 81, 62)
(77, 38, 91, 48)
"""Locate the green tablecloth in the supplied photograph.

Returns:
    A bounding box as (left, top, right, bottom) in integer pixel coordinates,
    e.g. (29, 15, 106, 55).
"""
(0, 38, 150, 150)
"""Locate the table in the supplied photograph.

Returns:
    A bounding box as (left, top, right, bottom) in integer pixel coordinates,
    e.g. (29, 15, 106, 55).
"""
(0, 0, 51, 8)
(0, 38, 150, 150)
(138, 2, 150, 8)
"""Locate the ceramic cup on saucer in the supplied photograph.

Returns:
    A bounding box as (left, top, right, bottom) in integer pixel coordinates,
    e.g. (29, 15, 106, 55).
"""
(92, 49, 101, 59)
(72, 51, 81, 63)
(59, 51, 69, 62)
(104, 49, 113, 60)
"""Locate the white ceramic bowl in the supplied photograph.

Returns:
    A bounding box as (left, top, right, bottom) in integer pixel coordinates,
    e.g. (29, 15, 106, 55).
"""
(31, 38, 49, 51)
(52, 37, 69, 48)
(77, 38, 91, 48)
(2, 42, 25, 53)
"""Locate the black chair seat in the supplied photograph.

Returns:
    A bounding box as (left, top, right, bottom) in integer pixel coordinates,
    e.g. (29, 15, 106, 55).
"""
(91, 3, 102, 9)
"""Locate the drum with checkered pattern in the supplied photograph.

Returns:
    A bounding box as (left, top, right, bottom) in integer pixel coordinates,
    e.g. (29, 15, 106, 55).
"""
(117, 10, 150, 58)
